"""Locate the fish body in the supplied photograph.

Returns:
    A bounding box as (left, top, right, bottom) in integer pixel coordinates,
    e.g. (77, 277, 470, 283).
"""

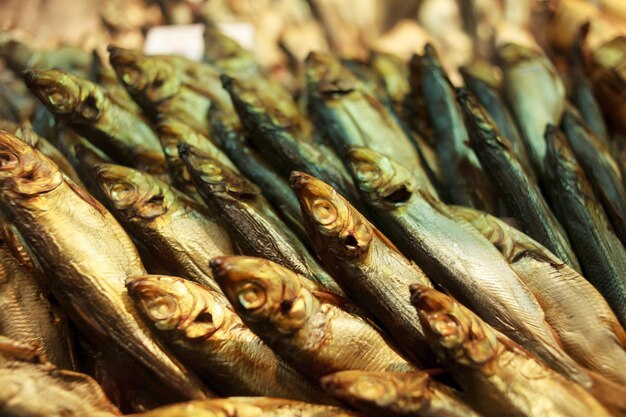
(127, 275, 333, 403)
(543, 125, 626, 328)
(0, 336, 121, 417)
(0, 221, 75, 370)
(129, 397, 358, 417)
(458, 90, 581, 271)
(498, 43, 566, 176)
(345, 147, 591, 385)
(419, 45, 496, 211)
(562, 110, 626, 246)
(290, 171, 436, 366)
(0, 131, 209, 400)
(95, 164, 234, 293)
(305, 52, 436, 197)
(211, 256, 416, 378)
(23, 69, 168, 180)
(411, 285, 613, 417)
(181, 145, 342, 294)
(321, 370, 480, 417)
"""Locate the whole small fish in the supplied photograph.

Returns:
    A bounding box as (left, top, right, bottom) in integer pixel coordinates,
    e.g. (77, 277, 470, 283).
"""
(419, 44, 497, 211)
(498, 43, 566, 175)
(202, 24, 260, 78)
(0, 336, 121, 417)
(588, 36, 626, 136)
(222, 74, 362, 206)
(158, 117, 236, 201)
(94, 164, 234, 293)
(0, 221, 75, 370)
(211, 256, 417, 378)
(305, 52, 436, 197)
(454, 205, 626, 386)
(543, 125, 626, 328)
(23, 69, 168, 180)
(562, 110, 626, 246)
(0, 131, 209, 400)
(108, 47, 215, 136)
(344, 147, 592, 385)
(128, 397, 358, 417)
(458, 90, 581, 272)
(321, 370, 481, 417)
(181, 145, 342, 295)
(290, 171, 436, 367)
(209, 104, 307, 241)
(410, 285, 613, 417)
(127, 274, 333, 403)
(460, 60, 535, 179)
(567, 24, 609, 144)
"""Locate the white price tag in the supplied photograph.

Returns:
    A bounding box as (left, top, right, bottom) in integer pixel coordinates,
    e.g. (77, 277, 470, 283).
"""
(217, 22, 255, 51)
(144, 24, 205, 61)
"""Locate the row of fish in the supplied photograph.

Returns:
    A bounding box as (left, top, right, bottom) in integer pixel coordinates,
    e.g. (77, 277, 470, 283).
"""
(0, 14, 626, 417)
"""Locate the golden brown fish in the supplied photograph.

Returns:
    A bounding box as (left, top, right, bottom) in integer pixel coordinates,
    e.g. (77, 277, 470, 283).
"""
(211, 256, 417, 379)
(0, 131, 209, 400)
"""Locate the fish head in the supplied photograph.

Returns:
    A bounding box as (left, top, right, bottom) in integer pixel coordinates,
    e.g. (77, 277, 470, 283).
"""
(410, 284, 500, 368)
(0, 130, 64, 199)
(178, 143, 259, 201)
(108, 46, 180, 104)
(210, 256, 314, 334)
(305, 51, 357, 97)
(496, 43, 541, 68)
(24, 69, 106, 122)
(291, 171, 373, 260)
(321, 371, 429, 408)
(346, 147, 416, 209)
(127, 275, 226, 340)
(94, 163, 173, 221)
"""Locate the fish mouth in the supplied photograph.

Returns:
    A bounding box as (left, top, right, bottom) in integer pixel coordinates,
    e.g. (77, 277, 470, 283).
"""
(290, 171, 333, 200)
(496, 43, 538, 67)
(409, 284, 449, 315)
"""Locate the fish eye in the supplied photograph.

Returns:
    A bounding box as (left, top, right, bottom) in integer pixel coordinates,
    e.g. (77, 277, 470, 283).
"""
(109, 182, 135, 201)
(355, 161, 381, 184)
(144, 294, 179, 329)
(79, 95, 101, 120)
(352, 377, 395, 402)
(311, 198, 338, 226)
(48, 91, 68, 106)
(237, 281, 267, 311)
(152, 77, 165, 88)
(122, 67, 144, 89)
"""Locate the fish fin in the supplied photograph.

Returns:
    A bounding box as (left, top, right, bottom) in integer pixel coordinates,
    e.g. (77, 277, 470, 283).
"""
(65, 177, 107, 216)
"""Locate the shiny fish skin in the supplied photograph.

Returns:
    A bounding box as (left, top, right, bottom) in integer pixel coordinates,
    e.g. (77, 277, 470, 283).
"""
(567, 24, 609, 144)
(209, 104, 307, 242)
(305, 52, 437, 197)
(290, 171, 436, 367)
(419, 45, 497, 212)
(460, 60, 534, 180)
(108, 47, 214, 136)
(23, 68, 169, 180)
(453, 205, 626, 386)
(0, 336, 121, 417)
(344, 147, 591, 386)
(321, 370, 481, 417)
(158, 117, 237, 201)
(410, 285, 612, 417)
(0, 221, 76, 370)
(222, 74, 362, 206)
(543, 125, 626, 329)
(94, 164, 234, 293)
(180, 145, 342, 295)
(458, 90, 581, 272)
(127, 275, 333, 403)
(0, 131, 209, 400)
(128, 397, 358, 417)
(498, 43, 566, 176)
(561, 110, 626, 246)
(211, 256, 416, 378)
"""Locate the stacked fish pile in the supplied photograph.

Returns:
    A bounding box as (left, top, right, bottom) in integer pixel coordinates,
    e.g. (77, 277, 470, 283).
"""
(2, 4, 626, 417)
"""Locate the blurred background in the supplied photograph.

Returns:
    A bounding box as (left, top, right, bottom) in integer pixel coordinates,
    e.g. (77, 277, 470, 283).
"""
(1, 0, 624, 75)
